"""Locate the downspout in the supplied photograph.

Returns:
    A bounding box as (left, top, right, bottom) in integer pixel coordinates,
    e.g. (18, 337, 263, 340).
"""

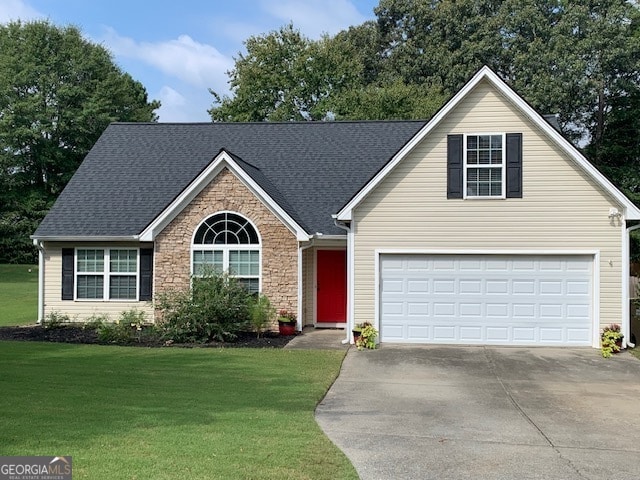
(333, 218, 352, 345)
(297, 239, 314, 331)
(33, 239, 45, 324)
(624, 223, 640, 348)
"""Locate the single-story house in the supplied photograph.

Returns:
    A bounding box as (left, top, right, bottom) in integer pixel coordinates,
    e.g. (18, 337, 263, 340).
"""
(32, 66, 640, 348)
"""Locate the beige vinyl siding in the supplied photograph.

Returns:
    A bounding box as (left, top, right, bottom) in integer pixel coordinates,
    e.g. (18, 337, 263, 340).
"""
(43, 242, 154, 323)
(353, 79, 624, 332)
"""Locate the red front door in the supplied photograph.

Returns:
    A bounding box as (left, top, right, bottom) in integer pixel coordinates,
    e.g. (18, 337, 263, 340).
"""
(317, 250, 347, 324)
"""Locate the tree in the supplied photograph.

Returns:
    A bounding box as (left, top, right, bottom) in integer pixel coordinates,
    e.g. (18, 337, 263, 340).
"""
(209, 24, 361, 121)
(209, 22, 445, 122)
(328, 80, 445, 120)
(0, 21, 160, 263)
(375, 0, 640, 144)
(375, 0, 505, 91)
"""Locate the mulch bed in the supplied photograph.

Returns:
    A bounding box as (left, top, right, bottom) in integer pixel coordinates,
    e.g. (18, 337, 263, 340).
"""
(0, 325, 295, 348)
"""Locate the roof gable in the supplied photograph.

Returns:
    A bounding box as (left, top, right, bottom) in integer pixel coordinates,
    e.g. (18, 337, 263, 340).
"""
(33, 121, 425, 240)
(336, 66, 640, 221)
(139, 150, 311, 242)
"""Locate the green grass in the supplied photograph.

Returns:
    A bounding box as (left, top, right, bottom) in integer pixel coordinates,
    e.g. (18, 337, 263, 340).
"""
(0, 342, 357, 479)
(0, 264, 38, 326)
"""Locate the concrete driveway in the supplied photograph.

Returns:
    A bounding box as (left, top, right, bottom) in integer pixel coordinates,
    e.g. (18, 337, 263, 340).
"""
(315, 346, 640, 480)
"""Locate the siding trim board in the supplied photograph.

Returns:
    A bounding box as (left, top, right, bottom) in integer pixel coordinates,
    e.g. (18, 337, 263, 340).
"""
(374, 249, 600, 347)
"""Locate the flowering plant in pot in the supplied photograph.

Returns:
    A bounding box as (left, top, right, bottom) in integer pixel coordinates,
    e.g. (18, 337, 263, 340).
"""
(277, 309, 297, 336)
(353, 322, 378, 350)
(601, 323, 624, 358)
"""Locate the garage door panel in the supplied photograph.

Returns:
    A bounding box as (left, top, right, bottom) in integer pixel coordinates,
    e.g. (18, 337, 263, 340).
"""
(434, 280, 455, 293)
(380, 254, 592, 346)
(486, 303, 509, 317)
(486, 327, 509, 341)
(513, 327, 536, 342)
(567, 328, 591, 342)
(459, 326, 482, 341)
(407, 280, 429, 293)
(460, 280, 482, 294)
(567, 280, 589, 295)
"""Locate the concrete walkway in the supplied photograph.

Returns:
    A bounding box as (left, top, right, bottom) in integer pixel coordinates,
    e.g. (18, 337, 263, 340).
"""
(284, 326, 349, 350)
(316, 345, 640, 480)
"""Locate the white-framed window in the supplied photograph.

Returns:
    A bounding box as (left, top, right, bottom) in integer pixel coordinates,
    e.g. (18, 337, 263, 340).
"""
(75, 248, 139, 300)
(464, 133, 505, 198)
(191, 212, 261, 294)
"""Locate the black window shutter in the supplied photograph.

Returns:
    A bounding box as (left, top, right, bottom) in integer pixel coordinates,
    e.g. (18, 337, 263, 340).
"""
(61, 248, 74, 300)
(506, 133, 523, 198)
(139, 248, 153, 301)
(447, 134, 464, 199)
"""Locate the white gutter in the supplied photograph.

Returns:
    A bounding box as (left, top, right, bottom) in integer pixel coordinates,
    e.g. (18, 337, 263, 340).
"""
(30, 235, 140, 242)
(333, 217, 352, 345)
(624, 223, 640, 348)
(297, 239, 315, 331)
(33, 239, 45, 324)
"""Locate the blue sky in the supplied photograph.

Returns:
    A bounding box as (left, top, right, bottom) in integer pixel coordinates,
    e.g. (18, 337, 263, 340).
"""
(1, 0, 378, 121)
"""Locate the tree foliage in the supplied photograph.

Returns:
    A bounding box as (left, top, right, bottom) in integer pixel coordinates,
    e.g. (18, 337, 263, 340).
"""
(209, 24, 362, 121)
(0, 21, 160, 263)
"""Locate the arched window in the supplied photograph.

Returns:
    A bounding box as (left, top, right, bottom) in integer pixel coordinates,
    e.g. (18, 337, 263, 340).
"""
(192, 212, 261, 293)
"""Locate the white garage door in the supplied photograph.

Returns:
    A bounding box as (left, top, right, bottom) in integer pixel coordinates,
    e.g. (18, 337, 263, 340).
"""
(380, 254, 593, 345)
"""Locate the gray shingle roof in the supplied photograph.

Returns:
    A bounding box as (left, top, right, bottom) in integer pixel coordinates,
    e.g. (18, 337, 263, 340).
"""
(34, 121, 426, 238)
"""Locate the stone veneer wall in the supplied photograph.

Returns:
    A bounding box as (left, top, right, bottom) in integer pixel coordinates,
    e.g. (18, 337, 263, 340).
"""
(154, 168, 299, 322)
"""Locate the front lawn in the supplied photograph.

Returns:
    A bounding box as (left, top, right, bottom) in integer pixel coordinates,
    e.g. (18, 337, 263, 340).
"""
(0, 342, 357, 479)
(0, 264, 38, 326)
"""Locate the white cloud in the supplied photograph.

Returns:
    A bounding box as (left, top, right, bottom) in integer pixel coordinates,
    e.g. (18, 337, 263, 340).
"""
(0, 0, 44, 22)
(260, 0, 368, 38)
(101, 27, 233, 90)
(154, 85, 212, 123)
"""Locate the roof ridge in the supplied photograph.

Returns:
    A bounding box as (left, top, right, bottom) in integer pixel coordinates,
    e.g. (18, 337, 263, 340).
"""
(109, 119, 428, 126)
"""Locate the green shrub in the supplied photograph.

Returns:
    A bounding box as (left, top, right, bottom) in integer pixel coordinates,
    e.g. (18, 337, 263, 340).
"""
(157, 272, 252, 342)
(250, 294, 275, 338)
(83, 314, 109, 331)
(43, 311, 70, 329)
(97, 309, 154, 344)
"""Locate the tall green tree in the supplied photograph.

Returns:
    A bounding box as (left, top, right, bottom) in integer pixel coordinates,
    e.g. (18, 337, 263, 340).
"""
(209, 24, 361, 121)
(209, 22, 445, 122)
(375, 0, 640, 144)
(0, 20, 160, 263)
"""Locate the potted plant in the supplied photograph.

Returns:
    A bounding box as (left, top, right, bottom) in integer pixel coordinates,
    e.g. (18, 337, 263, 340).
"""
(354, 322, 378, 350)
(352, 322, 365, 343)
(601, 323, 624, 358)
(277, 309, 297, 336)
